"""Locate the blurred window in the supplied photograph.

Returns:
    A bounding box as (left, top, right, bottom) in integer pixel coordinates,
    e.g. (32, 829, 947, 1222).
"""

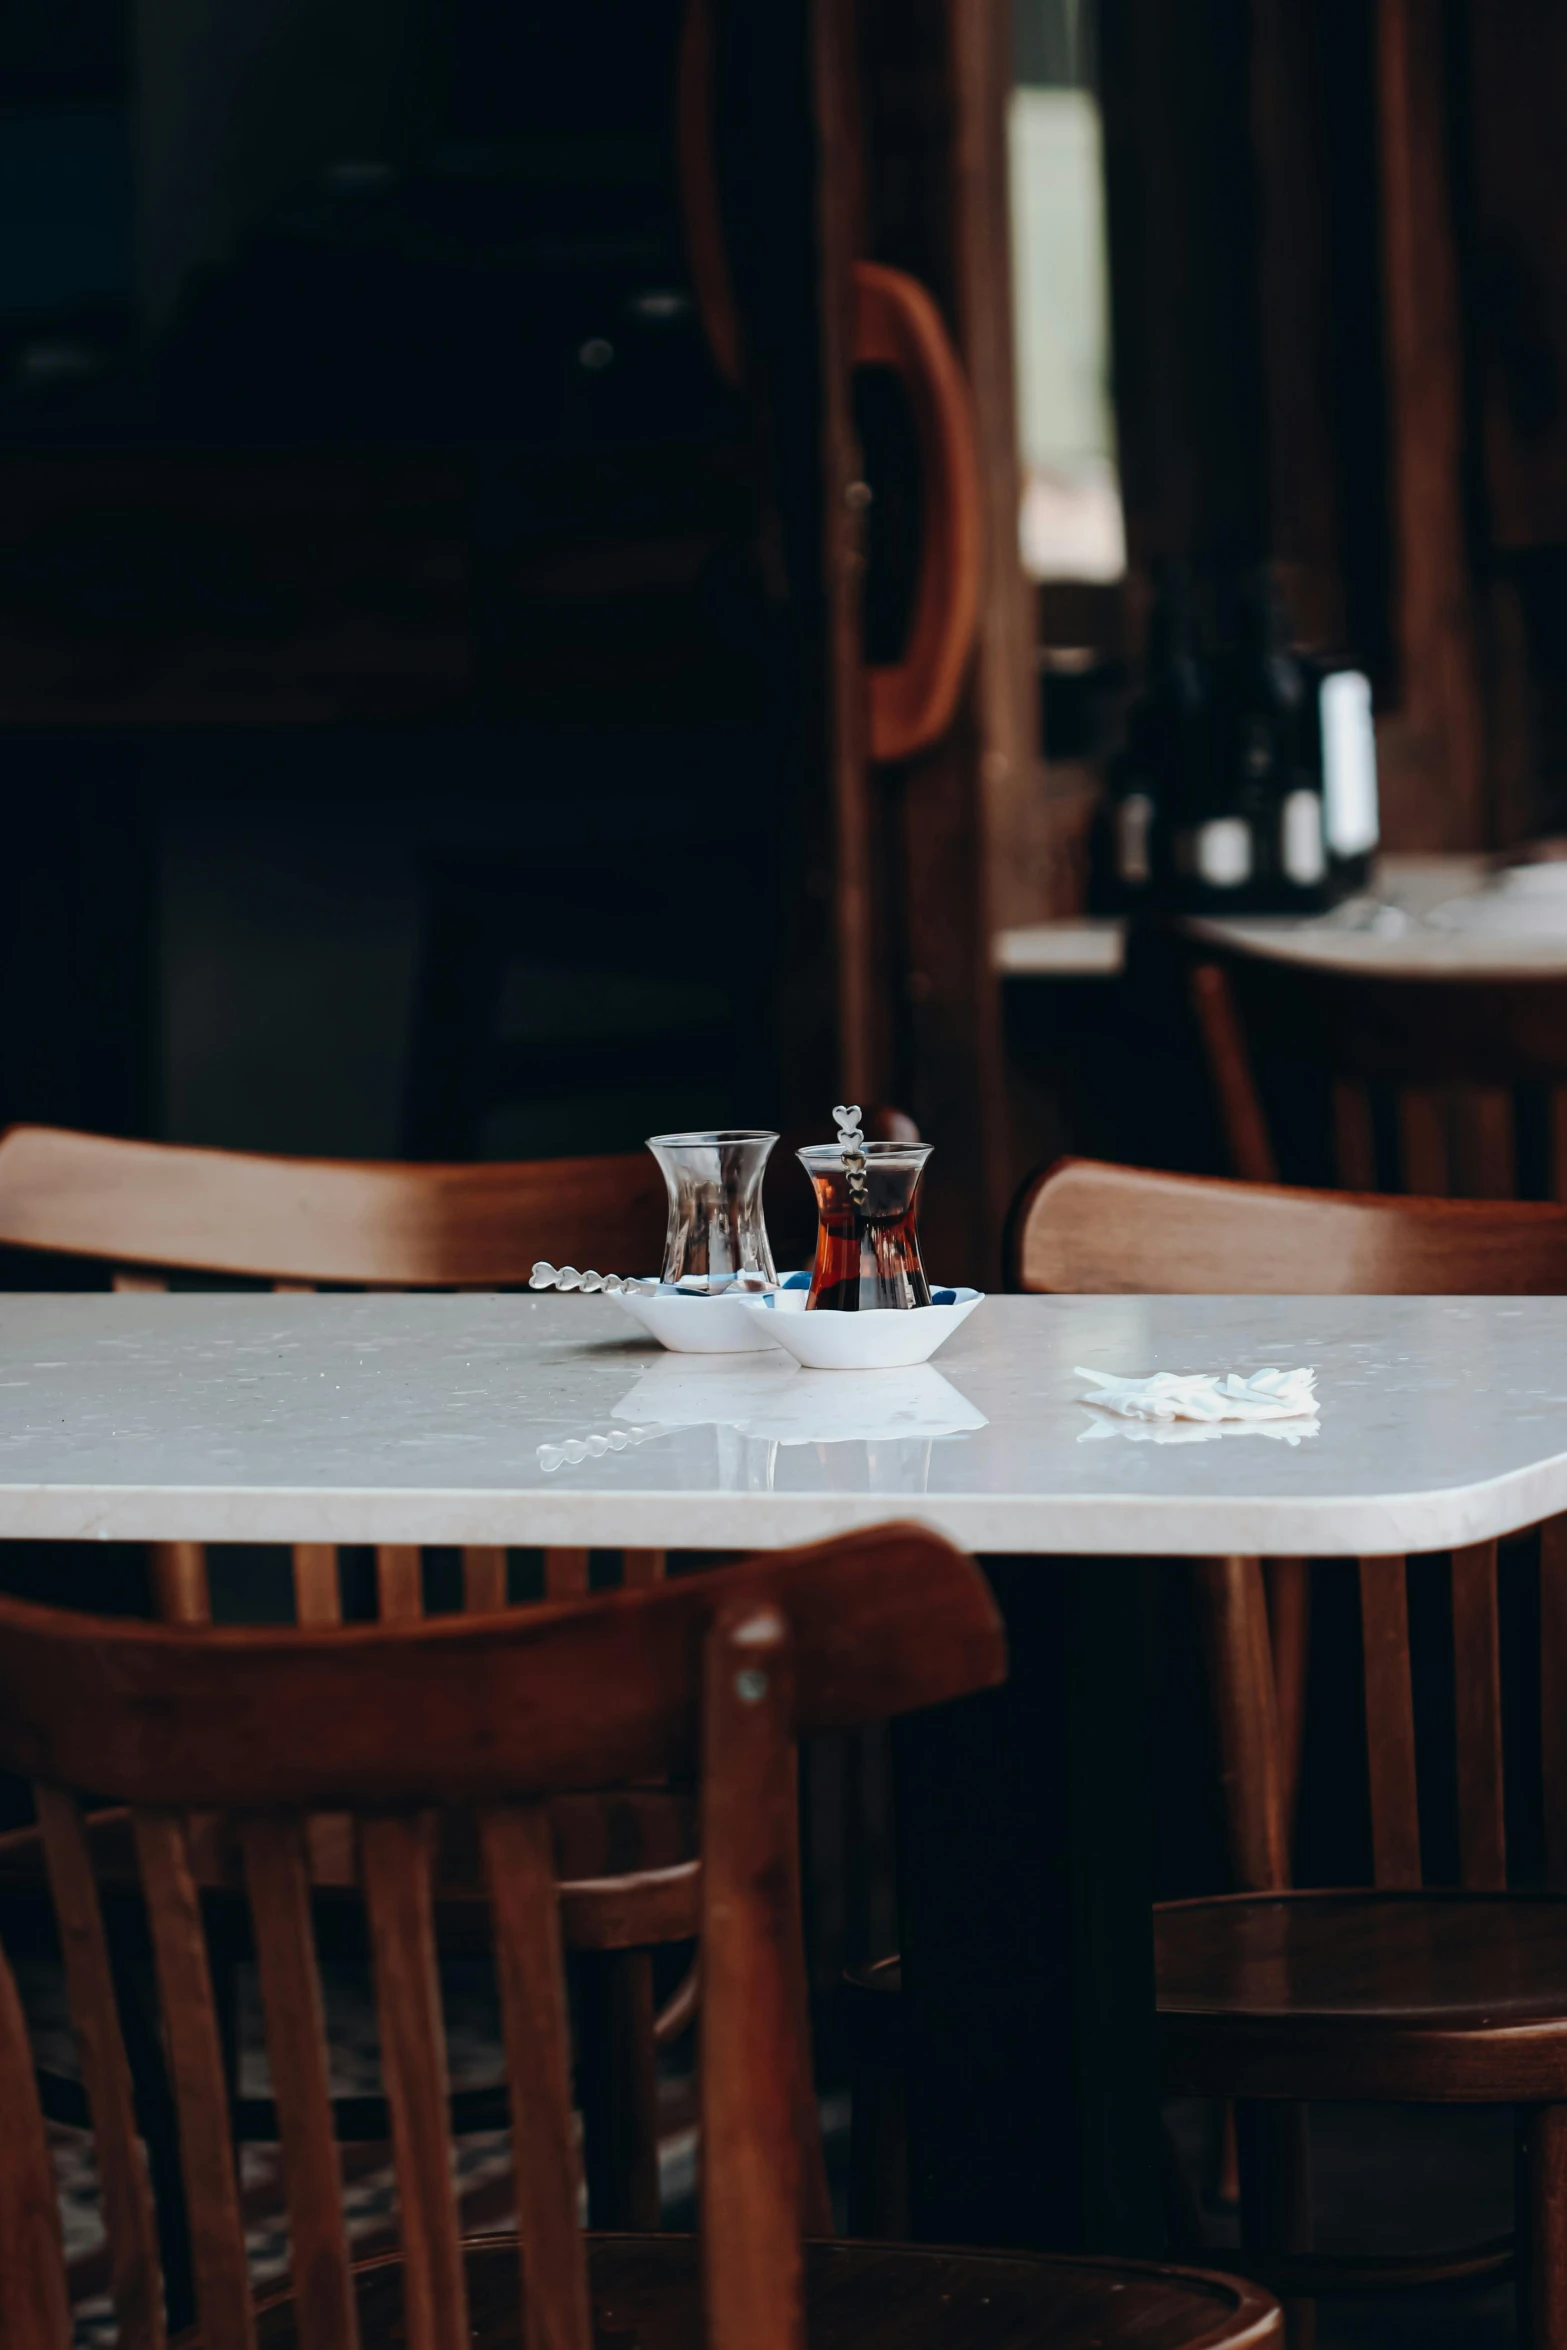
(1009, 0, 1124, 582)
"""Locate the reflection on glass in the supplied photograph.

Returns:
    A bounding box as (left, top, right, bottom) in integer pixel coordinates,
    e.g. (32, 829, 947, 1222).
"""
(538, 1423, 665, 1473)
(531, 1361, 988, 1498)
(1010, 0, 1124, 582)
(613, 1358, 986, 1446)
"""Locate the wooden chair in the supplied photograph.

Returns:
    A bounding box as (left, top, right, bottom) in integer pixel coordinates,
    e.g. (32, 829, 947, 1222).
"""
(1156, 1526, 1567, 2345)
(0, 1121, 668, 1296)
(0, 1118, 912, 2245)
(0, 1525, 1282, 2350)
(0, 1122, 680, 2274)
(1011, 1154, 1567, 1823)
(1014, 1159, 1567, 2343)
(1159, 927, 1567, 1199)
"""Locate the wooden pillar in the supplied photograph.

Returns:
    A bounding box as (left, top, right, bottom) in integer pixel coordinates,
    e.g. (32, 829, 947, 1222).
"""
(1374, 0, 1487, 849)
(1249, 0, 1344, 646)
(857, 0, 1025, 1281)
(813, 0, 878, 1107)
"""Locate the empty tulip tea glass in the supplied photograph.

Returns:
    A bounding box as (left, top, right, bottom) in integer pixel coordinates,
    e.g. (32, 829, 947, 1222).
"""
(646, 1129, 779, 1292)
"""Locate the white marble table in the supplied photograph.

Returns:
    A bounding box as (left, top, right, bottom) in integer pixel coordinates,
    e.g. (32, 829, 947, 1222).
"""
(1, 1289, 1565, 1560)
(9, 1284, 1563, 2260)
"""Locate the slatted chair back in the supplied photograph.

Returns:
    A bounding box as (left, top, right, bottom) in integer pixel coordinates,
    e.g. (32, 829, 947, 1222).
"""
(1012, 1156, 1567, 1900)
(0, 1124, 670, 1289)
(0, 1527, 1005, 2350)
(1182, 1532, 1567, 1901)
(1171, 935, 1567, 1199)
(0, 1123, 672, 1623)
(1009, 1158, 1567, 1296)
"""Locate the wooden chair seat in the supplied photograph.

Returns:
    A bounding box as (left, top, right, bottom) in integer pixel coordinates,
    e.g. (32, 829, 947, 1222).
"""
(1158, 1890, 1567, 2100)
(253, 2233, 1283, 2350)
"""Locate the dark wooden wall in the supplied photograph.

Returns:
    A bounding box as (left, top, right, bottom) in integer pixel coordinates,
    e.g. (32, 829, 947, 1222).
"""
(1096, 0, 1567, 859)
(0, 0, 852, 1196)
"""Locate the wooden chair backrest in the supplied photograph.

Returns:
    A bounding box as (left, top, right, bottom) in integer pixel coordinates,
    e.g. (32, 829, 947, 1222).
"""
(1012, 1155, 1567, 1901)
(0, 1125, 667, 1287)
(1010, 1157, 1567, 1295)
(1174, 935, 1567, 1198)
(0, 1117, 919, 1293)
(0, 1124, 675, 1623)
(0, 1527, 1005, 2350)
(1190, 1532, 1567, 1899)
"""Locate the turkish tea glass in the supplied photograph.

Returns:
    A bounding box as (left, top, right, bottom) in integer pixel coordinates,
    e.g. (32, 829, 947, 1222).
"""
(647, 1129, 779, 1292)
(798, 1141, 933, 1310)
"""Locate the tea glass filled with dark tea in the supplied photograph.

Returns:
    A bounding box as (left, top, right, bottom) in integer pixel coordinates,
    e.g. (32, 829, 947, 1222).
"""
(797, 1141, 933, 1310)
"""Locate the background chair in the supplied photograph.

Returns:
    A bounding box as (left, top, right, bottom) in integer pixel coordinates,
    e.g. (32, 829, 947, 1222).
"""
(0, 1121, 684, 2273)
(0, 1526, 1281, 2350)
(1015, 1158, 1567, 2346)
(1011, 1155, 1567, 1825)
(1148, 926, 1567, 1200)
(0, 1116, 915, 2262)
(1009, 1155, 1567, 1297)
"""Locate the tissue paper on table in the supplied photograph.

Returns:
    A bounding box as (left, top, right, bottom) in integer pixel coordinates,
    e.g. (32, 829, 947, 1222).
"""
(1074, 1365, 1317, 1425)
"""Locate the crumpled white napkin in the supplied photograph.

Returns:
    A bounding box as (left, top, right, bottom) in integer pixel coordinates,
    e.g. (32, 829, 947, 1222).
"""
(1074, 1365, 1318, 1424)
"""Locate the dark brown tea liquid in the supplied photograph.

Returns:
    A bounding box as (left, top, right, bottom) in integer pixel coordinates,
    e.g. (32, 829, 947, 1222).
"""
(801, 1150, 932, 1310)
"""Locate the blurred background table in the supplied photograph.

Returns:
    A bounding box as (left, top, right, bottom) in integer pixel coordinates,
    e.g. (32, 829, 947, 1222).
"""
(992, 853, 1567, 982)
(997, 855, 1567, 1201)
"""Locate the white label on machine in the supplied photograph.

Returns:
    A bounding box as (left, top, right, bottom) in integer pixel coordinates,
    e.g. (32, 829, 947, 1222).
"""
(1197, 817, 1251, 887)
(1282, 789, 1327, 885)
(1320, 670, 1379, 857)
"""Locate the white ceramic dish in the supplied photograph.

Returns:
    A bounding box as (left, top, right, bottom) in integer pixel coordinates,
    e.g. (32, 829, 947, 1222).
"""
(611, 1278, 806, 1355)
(734, 1285, 984, 1369)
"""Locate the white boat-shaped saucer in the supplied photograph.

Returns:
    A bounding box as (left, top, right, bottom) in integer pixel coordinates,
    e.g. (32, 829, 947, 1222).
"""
(734, 1284, 984, 1369)
(610, 1276, 806, 1355)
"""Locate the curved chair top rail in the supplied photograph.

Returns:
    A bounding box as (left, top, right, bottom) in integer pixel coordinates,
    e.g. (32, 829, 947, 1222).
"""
(0, 1524, 1005, 1811)
(1011, 1156, 1567, 1296)
(0, 1124, 666, 1287)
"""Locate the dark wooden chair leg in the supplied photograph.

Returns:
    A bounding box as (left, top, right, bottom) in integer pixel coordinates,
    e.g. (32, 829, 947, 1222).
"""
(847, 2053, 908, 2239)
(1189, 962, 1278, 1183)
(208, 1933, 244, 2151)
(1263, 1557, 1310, 1852)
(1237, 2099, 1315, 2350)
(1519, 2103, 1567, 2349)
(1160, 2115, 1206, 2256)
(108, 1933, 197, 2334)
(1203, 2097, 1240, 2210)
(578, 1948, 661, 2229)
